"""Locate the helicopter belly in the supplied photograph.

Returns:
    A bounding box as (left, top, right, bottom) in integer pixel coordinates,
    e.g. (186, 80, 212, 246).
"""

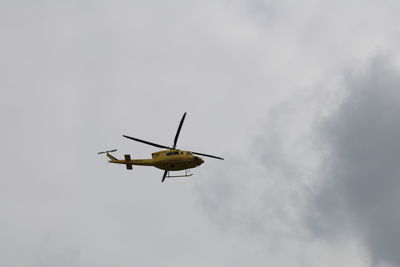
(154, 159, 198, 171)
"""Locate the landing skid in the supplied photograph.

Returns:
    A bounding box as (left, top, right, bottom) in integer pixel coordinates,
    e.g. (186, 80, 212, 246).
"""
(162, 169, 194, 182)
(167, 173, 193, 178)
(166, 169, 193, 179)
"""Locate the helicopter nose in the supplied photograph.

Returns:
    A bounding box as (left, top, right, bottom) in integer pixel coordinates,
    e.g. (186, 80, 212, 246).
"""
(195, 156, 204, 165)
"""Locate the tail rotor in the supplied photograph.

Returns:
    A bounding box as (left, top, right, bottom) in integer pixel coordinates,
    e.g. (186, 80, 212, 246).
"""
(98, 149, 117, 155)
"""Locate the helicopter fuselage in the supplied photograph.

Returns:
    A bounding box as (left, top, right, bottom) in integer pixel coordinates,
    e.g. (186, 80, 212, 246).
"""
(99, 112, 223, 182)
(108, 149, 204, 171)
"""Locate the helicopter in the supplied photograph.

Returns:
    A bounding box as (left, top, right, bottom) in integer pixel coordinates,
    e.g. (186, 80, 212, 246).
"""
(98, 112, 224, 182)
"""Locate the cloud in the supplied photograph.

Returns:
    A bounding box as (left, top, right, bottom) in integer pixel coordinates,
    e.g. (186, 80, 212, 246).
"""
(3, 0, 400, 266)
(194, 90, 339, 265)
(196, 53, 400, 267)
(309, 54, 400, 267)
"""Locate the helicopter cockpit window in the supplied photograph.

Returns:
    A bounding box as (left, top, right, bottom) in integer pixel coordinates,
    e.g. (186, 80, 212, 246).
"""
(166, 152, 173, 156)
(173, 152, 179, 155)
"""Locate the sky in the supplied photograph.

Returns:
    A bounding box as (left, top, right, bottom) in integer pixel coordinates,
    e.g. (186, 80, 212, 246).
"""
(2, 0, 400, 266)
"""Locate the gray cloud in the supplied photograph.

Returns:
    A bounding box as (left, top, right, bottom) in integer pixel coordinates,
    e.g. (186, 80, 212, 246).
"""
(3, 0, 400, 266)
(309, 54, 400, 267)
(196, 54, 400, 267)
(195, 91, 325, 261)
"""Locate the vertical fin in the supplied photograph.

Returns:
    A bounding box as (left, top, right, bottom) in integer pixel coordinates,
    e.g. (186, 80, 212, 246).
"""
(106, 153, 117, 161)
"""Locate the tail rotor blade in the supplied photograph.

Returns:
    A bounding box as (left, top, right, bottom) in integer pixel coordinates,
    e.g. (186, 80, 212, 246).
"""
(98, 149, 117, 155)
(173, 112, 186, 149)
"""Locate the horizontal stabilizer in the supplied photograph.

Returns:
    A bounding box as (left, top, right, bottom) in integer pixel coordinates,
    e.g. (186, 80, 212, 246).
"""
(124, 154, 133, 170)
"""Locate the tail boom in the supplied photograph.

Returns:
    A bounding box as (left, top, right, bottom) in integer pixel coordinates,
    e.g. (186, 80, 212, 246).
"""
(102, 152, 154, 170)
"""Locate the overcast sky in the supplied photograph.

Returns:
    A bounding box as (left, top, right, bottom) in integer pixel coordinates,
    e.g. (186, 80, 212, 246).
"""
(2, 0, 400, 266)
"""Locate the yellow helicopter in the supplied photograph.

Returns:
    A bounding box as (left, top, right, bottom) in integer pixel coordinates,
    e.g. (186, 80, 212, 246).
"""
(98, 112, 223, 182)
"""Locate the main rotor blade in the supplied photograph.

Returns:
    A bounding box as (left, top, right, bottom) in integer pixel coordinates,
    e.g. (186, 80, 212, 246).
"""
(162, 170, 168, 182)
(173, 112, 187, 149)
(192, 151, 224, 160)
(123, 135, 171, 149)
